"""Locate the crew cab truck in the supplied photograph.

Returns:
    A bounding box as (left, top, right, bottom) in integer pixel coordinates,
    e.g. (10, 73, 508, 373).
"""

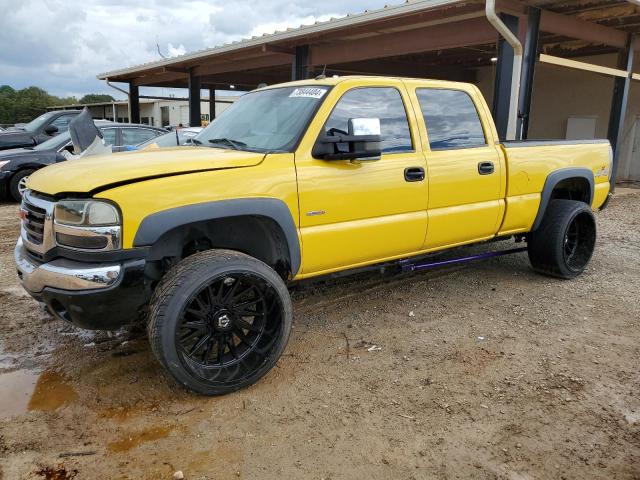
(15, 76, 612, 396)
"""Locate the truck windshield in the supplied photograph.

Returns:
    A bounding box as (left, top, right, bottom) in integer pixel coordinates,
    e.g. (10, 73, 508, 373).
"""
(193, 86, 329, 152)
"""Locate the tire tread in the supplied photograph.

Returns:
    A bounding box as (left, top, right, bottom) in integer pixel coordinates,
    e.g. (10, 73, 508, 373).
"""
(528, 199, 595, 279)
(146, 249, 291, 395)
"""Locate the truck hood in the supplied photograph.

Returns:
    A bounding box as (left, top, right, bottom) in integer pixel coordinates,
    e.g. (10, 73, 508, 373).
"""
(27, 147, 266, 196)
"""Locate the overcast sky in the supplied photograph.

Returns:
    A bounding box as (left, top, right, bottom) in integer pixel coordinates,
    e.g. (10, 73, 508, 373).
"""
(0, 0, 402, 100)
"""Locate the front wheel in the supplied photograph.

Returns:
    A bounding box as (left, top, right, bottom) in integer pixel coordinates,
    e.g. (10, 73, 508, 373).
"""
(528, 199, 596, 279)
(9, 169, 35, 202)
(147, 249, 292, 396)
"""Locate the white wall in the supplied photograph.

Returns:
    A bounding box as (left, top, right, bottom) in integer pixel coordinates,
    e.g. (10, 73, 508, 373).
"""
(158, 98, 235, 127)
(475, 53, 640, 181)
(85, 97, 237, 127)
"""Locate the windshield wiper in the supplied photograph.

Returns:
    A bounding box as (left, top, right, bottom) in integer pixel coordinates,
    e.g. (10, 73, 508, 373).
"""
(191, 138, 203, 145)
(208, 138, 246, 150)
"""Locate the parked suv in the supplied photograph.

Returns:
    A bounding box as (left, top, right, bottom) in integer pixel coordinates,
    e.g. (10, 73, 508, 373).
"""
(0, 122, 165, 201)
(0, 110, 82, 151)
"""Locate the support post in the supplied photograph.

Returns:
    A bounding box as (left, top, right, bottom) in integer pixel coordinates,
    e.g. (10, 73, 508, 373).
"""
(209, 88, 216, 121)
(492, 13, 519, 141)
(188, 70, 202, 127)
(129, 83, 140, 123)
(607, 35, 635, 191)
(112, 103, 116, 122)
(292, 45, 309, 80)
(518, 7, 540, 140)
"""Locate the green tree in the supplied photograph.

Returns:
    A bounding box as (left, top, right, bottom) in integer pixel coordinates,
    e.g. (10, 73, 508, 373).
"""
(79, 94, 115, 104)
(0, 85, 17, 124)
(0, 85, 79, 125)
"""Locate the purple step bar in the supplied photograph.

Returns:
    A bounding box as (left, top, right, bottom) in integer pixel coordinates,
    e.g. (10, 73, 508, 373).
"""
(399, 247, 528, 272)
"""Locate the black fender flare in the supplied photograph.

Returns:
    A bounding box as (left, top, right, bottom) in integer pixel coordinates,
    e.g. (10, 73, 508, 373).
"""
(132, 198, 301, 275)
(531, 167, 594, 231)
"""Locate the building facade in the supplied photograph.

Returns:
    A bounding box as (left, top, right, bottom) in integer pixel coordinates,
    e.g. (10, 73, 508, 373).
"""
(49, 96, 237, 128)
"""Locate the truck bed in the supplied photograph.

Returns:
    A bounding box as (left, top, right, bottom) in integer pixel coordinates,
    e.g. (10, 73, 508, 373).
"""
(496, 139, 612, 235)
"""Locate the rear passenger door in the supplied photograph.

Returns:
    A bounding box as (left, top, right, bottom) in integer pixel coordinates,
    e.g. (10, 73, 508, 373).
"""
(412, 87, 504, 249)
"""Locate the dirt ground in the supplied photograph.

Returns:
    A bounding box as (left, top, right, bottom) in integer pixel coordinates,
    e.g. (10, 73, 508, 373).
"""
(0, 192, 639, 480)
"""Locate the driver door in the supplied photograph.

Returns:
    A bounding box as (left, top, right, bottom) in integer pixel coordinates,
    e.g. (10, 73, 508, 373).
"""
(294, 82, 428, 277)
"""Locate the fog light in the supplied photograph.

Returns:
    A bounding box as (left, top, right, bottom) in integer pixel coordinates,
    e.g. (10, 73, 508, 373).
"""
(56, 233, 108, 250)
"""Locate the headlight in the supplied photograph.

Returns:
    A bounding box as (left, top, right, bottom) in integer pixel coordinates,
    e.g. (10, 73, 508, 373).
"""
(54, 200, 119, 226)
(0, 160, 10, 169)
(54, 199, 121, 251)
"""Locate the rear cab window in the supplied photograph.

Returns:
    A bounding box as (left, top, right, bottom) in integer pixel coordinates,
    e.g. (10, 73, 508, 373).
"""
(416, 88, 486, 150)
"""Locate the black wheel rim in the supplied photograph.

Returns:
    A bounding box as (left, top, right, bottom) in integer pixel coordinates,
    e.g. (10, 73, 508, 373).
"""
(176, 272, 283, 386)
(563, 212, 596, 271)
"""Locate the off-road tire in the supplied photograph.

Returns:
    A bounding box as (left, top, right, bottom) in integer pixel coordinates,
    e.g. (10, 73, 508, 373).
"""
(9, 169, 35, 202)
(147, 249, 292, 396)
(528, 199, 596, 279)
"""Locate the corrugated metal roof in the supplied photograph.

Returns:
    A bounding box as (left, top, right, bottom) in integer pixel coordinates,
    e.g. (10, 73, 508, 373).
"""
(97, 0, 465, 79)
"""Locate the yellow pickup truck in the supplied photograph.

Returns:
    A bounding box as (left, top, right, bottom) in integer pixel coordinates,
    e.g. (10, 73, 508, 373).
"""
(16, 76, 612, 395)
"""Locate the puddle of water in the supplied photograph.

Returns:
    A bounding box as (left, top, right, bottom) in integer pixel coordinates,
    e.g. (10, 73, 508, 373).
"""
(0, 369, 77, 419)
(107, 426, 172, 453)
(28, 371, 78, 411)
(0, 370, 39, 419)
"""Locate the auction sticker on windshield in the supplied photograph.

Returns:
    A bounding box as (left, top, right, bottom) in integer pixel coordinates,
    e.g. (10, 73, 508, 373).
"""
(289, 88, 327, 99)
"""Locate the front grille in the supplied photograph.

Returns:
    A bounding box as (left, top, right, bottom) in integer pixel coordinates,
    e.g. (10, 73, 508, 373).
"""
(23, 201, 46, 245)
(21, 190, 56, 257)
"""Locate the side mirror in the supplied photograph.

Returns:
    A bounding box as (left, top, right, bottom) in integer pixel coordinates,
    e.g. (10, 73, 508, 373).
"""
(44, 125, 58, 135)
(313, 117, 382, 161)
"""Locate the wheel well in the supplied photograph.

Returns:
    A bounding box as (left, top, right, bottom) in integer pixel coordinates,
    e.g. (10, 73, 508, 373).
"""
(12, 166, 38, 176)
(146, 215, 293, 279)
(549, 177, 591, 203)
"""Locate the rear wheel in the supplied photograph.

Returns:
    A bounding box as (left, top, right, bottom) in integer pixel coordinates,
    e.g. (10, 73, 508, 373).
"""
(528, 199, 596, 279)
(9, 169, 35, 202)
(147, 249, 292, 396)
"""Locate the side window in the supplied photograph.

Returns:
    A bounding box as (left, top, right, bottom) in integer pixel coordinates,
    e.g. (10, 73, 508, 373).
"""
(50, 115, 74, 133)
(121, 128, 159, 146)
(101, 128, 117, 145)
(324, 87, 412, 153)
(416, 89, 486, 150)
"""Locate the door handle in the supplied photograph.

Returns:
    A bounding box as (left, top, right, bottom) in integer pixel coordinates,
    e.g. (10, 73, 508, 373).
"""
(404, 167, 425, 182)
(478, 161, 495, 175)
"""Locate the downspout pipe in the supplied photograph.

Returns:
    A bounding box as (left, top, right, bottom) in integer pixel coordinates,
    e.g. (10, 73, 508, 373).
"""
(104, 79, 130, 122)
(486, 0, 523, 141)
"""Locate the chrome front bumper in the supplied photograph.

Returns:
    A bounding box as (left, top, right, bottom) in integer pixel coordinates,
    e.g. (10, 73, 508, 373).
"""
(14, 237, 122, 293)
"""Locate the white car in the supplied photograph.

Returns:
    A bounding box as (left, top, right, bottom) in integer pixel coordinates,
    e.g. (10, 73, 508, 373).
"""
(135, 127, 203, 149)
